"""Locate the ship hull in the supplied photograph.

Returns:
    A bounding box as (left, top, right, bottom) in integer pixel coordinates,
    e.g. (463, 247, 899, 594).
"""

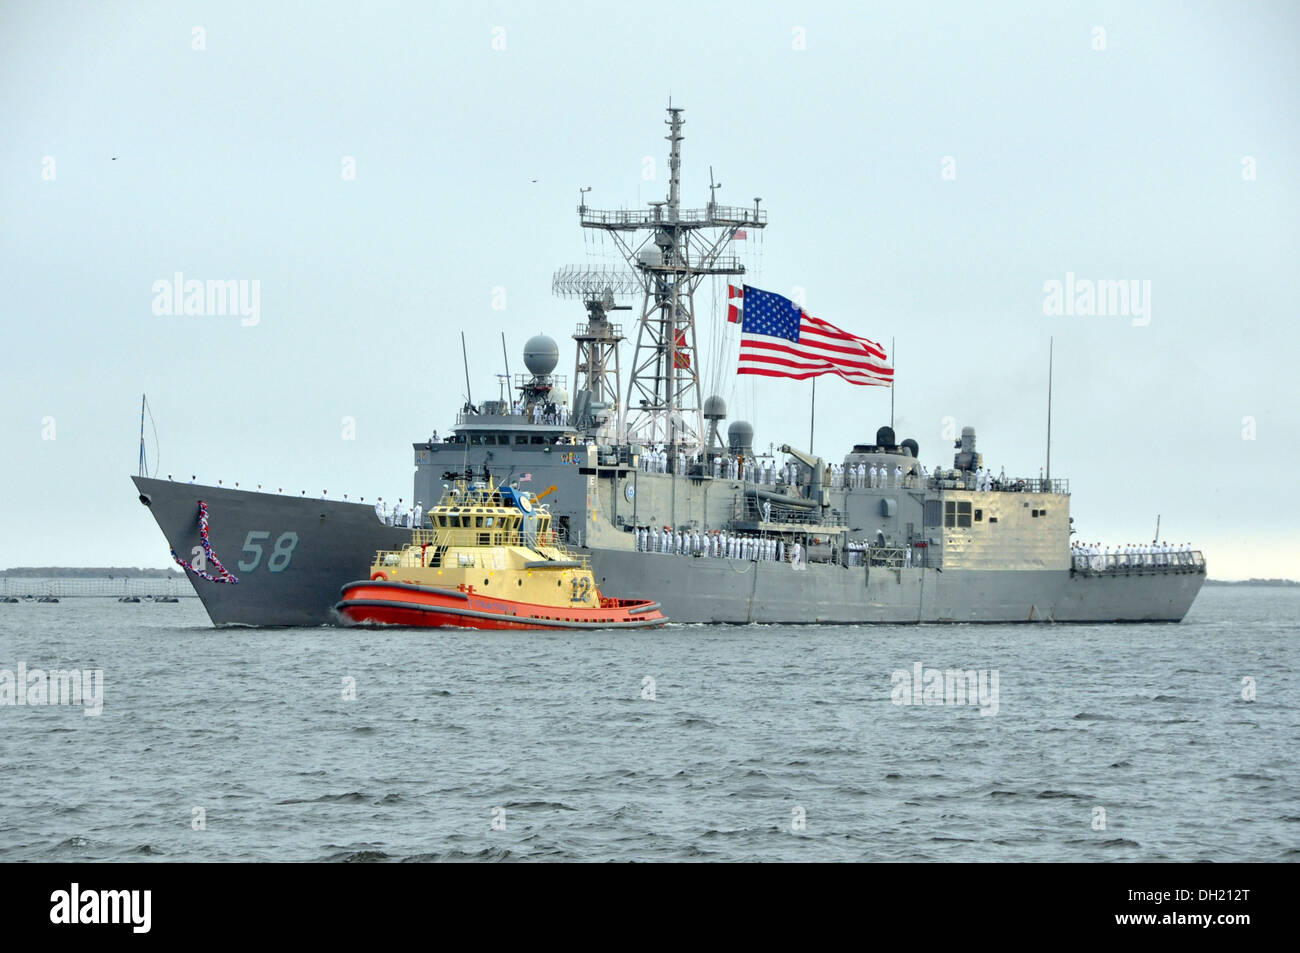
(134, 477, 1204, 626)
(133, 477, 409, 626)
(335, 580, 665, 629)
(588, 550, 1204, 624)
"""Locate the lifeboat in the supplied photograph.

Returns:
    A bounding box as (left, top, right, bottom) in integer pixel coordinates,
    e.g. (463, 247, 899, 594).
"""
(335, 478, 665, 630)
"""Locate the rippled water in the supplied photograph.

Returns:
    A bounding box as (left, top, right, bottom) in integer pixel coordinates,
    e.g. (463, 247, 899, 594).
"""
(0, 586, 1295, 861)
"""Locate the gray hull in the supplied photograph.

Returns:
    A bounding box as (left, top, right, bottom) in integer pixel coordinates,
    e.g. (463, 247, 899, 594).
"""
(133, 477, 408, 626)
(133, 477, 1204, 626)
(589, 549, 1203, 624)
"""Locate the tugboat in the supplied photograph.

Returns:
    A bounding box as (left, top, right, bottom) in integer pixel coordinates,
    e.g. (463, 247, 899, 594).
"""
(335, 476, 666, 630)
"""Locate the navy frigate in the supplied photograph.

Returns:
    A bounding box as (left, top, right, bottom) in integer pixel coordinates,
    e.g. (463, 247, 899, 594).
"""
(132, 106, 1205, 626)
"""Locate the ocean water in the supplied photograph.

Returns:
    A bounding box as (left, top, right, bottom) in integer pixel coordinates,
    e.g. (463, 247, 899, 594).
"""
(0, 586, 1295, 862)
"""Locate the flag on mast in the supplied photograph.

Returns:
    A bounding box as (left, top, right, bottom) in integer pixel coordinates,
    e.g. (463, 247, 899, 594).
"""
(735, 285, 892, 386)
(727, 284, 744, 323)
(673, 328, 691, 369)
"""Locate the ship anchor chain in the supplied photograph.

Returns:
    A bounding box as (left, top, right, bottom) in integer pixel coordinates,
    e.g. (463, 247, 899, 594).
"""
(170, 500, 241, 584)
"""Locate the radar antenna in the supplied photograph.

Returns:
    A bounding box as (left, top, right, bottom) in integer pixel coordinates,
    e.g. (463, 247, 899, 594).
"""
(552, 266, 637, 435)
(575, 105, 767, 450)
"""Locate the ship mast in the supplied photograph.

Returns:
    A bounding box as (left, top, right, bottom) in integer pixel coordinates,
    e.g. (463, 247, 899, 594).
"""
(575, 105, 767, 450)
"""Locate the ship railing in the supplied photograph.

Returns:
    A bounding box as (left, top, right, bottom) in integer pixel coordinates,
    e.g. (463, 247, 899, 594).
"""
(927, 476, 1070, 495)
(579, 205, 767, 229)
(865, 545, 911, 569)
(574, 322, 624, 339)
(1071, 551, 1205, 575)
(374, 544, 590, 572)
(404, 528, 572, 552)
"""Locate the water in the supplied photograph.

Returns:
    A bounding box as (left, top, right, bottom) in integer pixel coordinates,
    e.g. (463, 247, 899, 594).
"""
(1, 587, 1295, 861)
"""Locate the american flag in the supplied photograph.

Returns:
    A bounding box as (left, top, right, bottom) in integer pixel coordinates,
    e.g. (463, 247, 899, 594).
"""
(735, 285, 892, 386)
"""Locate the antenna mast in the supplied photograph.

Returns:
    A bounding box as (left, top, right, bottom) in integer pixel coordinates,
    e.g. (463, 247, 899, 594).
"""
(137, 394, 147, 477)
(461, 332, 474, 411)
(577, 105, 767, 449)
(1046, 337, 1053, 482)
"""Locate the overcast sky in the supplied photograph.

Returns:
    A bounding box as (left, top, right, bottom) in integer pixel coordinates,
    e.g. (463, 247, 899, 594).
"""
(2, 1, 1296, 579)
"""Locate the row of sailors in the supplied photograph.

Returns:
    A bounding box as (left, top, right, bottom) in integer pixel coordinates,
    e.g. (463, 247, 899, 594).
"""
(970, 466, 1005, 492)
(830, 462, 911, 489)
(634, 526, 797, 563)
(641, 447, 691, 474)
(640, 451, 800, 490)
(638, 453, 1021, 496)
(712, 457, 789, 485)
(511, 401, 569, 426)
(1071, 540, 1199, 568)
(374, 498, 423, 528)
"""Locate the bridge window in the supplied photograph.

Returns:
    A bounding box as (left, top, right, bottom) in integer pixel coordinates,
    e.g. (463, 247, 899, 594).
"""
(944, 501, 972, 529)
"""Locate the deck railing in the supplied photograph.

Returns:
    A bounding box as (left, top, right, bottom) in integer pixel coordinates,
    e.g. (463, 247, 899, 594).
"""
(1071, 551, 1205, 575)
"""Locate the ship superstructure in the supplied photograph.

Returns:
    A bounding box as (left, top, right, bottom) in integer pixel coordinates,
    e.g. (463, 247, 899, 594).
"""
(132, 106, 1205, 626)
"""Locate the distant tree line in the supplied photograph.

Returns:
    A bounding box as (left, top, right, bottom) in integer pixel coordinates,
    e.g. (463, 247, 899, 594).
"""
(1, 567, 186, 579)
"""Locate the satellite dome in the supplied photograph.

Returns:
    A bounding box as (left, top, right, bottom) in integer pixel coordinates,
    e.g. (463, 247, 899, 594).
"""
(523, 335, 559, 376)
(727, 420, 754, 451)
(550, 387, 569, 406)
(703, 395, 727, 420)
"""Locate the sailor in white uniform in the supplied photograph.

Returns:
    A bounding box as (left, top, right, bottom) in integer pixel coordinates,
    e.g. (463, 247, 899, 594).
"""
(413, 502, 423, 528)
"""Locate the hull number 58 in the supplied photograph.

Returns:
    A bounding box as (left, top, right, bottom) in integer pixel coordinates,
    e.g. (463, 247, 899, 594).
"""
(237, 531, 300, 572)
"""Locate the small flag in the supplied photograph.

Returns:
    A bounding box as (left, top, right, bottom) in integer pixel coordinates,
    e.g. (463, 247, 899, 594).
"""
(727, 284, 743, 323)
(673, 328, 691, 369)
(736, 285, 892, 386)
(732, 229, 747, 241)
(519, 472, 532, 482)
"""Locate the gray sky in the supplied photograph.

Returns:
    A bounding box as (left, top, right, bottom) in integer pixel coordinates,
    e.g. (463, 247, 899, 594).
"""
(2, 1, 1297, 579)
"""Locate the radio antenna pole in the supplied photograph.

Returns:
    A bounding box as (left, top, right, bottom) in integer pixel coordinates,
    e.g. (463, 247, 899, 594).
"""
(461, 332, 474, 411)
(1046, 337, 1053, 482)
